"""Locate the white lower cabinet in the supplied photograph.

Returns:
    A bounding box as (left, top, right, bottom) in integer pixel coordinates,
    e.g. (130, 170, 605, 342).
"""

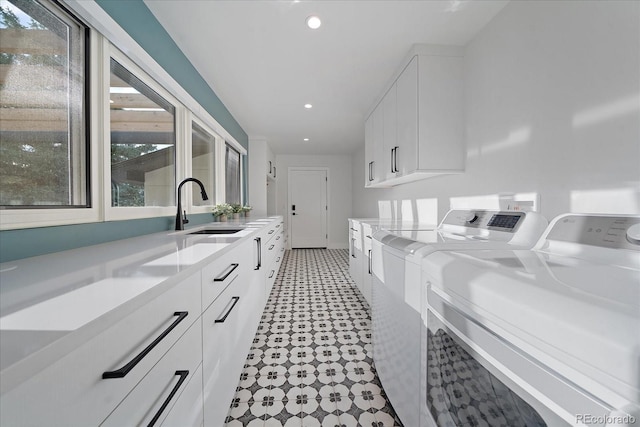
(202, 273, 252, 426)
(0, 217, 283, 427)
(101, 320, 203, 426)
(0, 271, 201, 427)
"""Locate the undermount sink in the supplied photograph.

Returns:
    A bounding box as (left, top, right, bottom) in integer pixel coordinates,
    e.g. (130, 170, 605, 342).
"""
(188, 229, 244, 235)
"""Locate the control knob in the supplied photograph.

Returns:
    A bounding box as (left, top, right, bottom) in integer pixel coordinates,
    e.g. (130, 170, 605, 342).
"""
(626, 223, 640, 245)
(465, 212, 479, 224)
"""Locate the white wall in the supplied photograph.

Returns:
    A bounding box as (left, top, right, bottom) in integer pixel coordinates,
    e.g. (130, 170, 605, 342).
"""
(352, 0, 640, 222)
(276, 154, 352, 249)
(248, 138, 269, 216)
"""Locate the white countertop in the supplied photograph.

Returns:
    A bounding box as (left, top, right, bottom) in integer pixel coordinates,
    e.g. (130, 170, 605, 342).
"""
(0, 217, 280, 388)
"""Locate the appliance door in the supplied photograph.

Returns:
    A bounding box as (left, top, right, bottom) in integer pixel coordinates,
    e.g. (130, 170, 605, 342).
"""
(422, 285, 612, 427)
(371, 239, 421, 427)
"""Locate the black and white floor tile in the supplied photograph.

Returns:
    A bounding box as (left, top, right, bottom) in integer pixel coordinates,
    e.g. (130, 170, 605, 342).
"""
(224, 249, 403, 427)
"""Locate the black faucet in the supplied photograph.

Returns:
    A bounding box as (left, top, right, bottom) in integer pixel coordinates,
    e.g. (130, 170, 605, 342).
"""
(175, 178, 209, 231)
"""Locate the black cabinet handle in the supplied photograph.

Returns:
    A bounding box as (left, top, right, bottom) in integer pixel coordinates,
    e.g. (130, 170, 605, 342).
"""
(274, 166, 276, 178)
(368, 250, 372, 274)
(351, 238, 356, 258)
(147, 370, 189, 427)
(102, 312, 188, 379)
(269, 270, 275, 279)
(215, 296, 240, 323)
(269, 161, 272, 174)
(391, 148, 396, 173)
(269, 244, 275, 250)
(276, 257, 281, 263)
(350, 227, 357, 231)
(268, 229, 275, 234)
(276, 235, 281, 240)
(255, 237, 262, 270)
(393, 146, 399, 172)
(368, 161, 374, 182)
(213, 263, 239, 282)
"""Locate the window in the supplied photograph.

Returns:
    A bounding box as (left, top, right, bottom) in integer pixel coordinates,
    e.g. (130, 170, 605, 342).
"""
(225, 143, 241, 205)
(191, 121, 215, 206)
(109, 58, 175, 207)
(0, 0, 88, 207)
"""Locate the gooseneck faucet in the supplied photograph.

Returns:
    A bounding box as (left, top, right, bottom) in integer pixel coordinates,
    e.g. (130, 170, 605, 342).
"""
(175, 178, 209, 231)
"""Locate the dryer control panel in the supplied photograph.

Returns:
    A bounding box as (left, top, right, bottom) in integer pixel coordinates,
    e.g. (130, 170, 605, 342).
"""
(546, 215, 640, 250)
(443, 210, 526, 232)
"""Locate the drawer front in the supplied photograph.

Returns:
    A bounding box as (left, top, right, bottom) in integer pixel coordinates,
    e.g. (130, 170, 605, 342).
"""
(201, 242, 248, 310)
(0, 272, 201, 427)
(101, 320, 202, 427)
(202, 277, 251, 427)
(162, 363, 203, 427)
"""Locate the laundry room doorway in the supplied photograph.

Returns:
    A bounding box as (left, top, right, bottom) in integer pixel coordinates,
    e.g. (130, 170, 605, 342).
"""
(288, 168, 328, 248)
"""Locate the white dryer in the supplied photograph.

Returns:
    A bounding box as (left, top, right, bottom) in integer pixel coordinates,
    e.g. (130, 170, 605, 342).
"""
(421, 214, 640, 427)
(371, 210, 548, 427)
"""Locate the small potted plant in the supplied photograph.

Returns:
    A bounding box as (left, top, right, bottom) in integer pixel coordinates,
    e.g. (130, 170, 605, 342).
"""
(212, 203, 233, 222)
(241, 205, 252, 217)
(230, 204, 243, 220)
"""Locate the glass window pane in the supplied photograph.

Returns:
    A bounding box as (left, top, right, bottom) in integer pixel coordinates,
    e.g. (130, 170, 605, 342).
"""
(191, 122, 215, 206)
(225, 143, 240, 205)
(0, 0, 87, 207)
(109, 58, 175, 207)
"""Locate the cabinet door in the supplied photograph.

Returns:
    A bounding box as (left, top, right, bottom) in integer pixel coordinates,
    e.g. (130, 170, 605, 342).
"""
(202, 277, 250, 427)
(396, 55, 419, 175)
(371, 103, 385, 184)
(364, 113, 374, 186)
(383, 84, 398, 180)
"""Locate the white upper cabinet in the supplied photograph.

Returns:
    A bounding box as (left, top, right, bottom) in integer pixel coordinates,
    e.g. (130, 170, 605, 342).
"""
(364, 45, 465, 188)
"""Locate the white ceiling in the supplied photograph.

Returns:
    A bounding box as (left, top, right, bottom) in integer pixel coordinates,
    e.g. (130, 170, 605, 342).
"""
(144, 0, 508, 155)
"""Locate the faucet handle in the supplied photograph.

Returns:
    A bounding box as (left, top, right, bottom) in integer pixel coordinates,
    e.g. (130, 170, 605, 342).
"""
(182, 210, 189, 224)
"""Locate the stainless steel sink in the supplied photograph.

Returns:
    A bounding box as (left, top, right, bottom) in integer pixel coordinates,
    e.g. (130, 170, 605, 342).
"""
(188, 229, 244, 235)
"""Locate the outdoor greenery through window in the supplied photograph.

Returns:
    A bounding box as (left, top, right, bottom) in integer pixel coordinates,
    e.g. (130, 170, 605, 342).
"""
(0, 0, 88, 207)
(191, 122, 215, 206)
(110, 58, 175, 207)
(225, 143, 241, 205)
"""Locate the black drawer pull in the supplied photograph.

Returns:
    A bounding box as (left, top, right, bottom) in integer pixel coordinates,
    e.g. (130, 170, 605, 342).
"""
(276, 257, 280, 263)
(147, 370, 189, 427)
(269, 270, 275, 278)
(368, 250, 372, 274)
(255, 237, 261, 270)
(213, 263, 239, 282)
(215, 296, 240, 323)
(276, 235, 281, 240)
(103, 312, 188, 379)
(269, 244, 275, 250)
(268, 229, 275, 234)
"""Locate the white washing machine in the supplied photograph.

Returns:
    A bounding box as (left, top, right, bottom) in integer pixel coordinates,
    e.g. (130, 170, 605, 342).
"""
(371, 210, 548, 427)
(421, 214, 640, 427)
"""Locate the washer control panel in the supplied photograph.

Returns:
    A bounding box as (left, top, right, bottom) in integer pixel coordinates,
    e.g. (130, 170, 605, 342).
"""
(546, 215, 640, 250)
(443, 210, 526, 232)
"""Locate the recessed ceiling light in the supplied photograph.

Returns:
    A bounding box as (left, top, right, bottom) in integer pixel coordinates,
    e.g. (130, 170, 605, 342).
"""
(304, 103, 313, 109)
(303, 138, 309, 142)
(306, 15, 321, 30)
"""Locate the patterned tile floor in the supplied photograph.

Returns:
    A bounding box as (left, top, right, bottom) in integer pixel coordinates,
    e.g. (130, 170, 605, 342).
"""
(224, 249, 403, 427)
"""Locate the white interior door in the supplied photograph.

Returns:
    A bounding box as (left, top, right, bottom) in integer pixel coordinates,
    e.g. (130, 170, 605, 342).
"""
(289, 169, 327, 248)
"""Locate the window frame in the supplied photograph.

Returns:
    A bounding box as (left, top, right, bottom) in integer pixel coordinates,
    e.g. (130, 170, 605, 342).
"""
(103, 46, 184, 222)
(188, 115, 223, 213)
(0, 0, 99, 230)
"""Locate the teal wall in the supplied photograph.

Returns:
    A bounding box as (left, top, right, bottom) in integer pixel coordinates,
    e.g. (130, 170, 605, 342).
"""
(0, 0, 249, 263)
